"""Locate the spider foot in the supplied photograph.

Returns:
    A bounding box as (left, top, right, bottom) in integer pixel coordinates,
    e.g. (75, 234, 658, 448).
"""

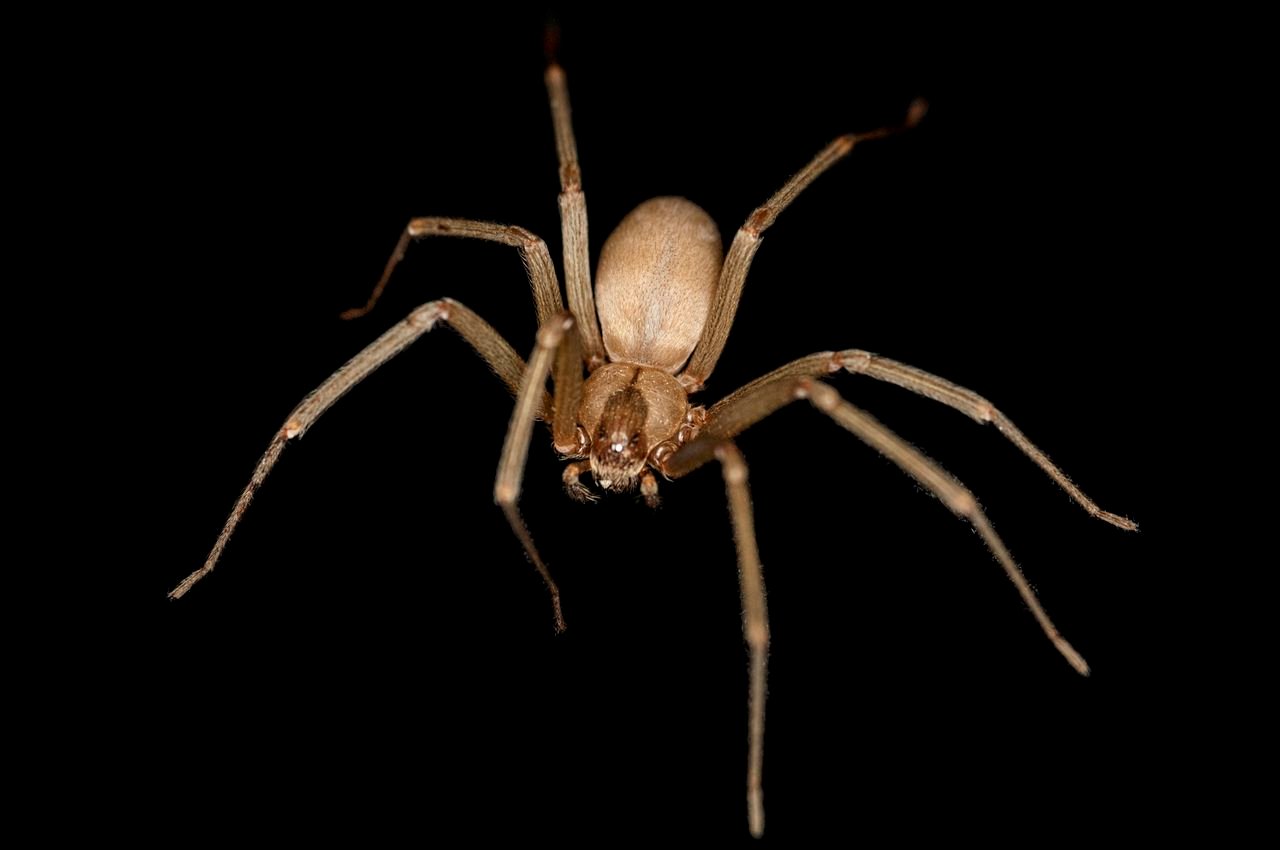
(565, 482, 597, 503)
(563, 462, 597, 502)
(338, 305, 372, 320)
(641, 470, 661, 509)
(1092, 507, 1139, 531)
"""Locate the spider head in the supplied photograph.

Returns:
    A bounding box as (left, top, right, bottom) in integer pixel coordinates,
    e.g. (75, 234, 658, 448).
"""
(589, 386, 649, 492)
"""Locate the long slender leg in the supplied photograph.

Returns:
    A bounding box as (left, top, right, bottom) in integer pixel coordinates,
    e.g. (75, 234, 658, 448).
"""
(551, 311, 585, 454)
(707, 350, 1136, 530)
(340, 217, 564, 328)
(494, 311, 578, 632)
(664, 377, 1091, 676)
(679, 100, 927, 390)
(171, 299, 527, 599)
(713, 442, 770, 838)
(545, 61, 606, 368)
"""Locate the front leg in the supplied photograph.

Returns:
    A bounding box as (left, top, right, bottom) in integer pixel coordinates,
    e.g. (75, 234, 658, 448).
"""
(172, 299, 528, 599)
(494, 312, 580, 633)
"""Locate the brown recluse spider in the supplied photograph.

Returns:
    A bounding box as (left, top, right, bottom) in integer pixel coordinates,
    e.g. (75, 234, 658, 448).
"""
(170, 49, 1137, 838)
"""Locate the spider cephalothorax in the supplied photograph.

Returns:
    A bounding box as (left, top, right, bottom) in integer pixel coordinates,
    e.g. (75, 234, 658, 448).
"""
(579, 364, 687, 494)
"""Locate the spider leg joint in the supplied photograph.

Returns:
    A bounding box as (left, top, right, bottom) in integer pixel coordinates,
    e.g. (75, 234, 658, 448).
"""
(712, 444, 748, 486)
(832, 349, 872, 373)
(408, 300, 449, 329)
(494, 481, 518, 506)
(536, 313, 576, 347)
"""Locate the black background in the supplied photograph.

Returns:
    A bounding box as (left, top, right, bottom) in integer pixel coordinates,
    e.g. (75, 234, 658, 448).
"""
(76, 7, 1183, 843)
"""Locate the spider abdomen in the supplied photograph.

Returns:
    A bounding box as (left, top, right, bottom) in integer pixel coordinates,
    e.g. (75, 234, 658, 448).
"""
(595, 196, 723, 374)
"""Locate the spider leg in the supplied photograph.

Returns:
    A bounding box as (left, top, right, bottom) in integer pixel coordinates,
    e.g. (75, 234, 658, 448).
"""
(550, 309, 585, 454)
(708, 350, 1136, 530)
(679, 100, 927, 390)
(712, 442, 769, 838)
(170, 299, 532, 599)
(650, 437, 768, 834)
(339, 217, 564, 329)
(545, 61, 605, 368)
(664, 376, 1091, 676)
(495, 311, 581, 632)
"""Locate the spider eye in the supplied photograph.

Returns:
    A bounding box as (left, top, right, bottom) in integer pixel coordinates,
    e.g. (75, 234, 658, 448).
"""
(630, 434, 640, 446)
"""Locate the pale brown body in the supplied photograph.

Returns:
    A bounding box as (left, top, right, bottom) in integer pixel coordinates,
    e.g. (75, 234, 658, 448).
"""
(577, 363, 690, 494)
(596, 197, 723, 373)
(173, 55, 1135, 839)
(574, 197, 719, 497)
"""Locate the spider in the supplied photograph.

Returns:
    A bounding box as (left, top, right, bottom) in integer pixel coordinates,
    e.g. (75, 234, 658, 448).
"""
(170, 50, 1136, 838)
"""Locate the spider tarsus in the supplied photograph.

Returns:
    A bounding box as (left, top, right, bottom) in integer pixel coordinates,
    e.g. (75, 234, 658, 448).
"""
(1094, 508, 1139, 532)
(563, 462, 595, 502)
(748, 790, 765, 838)
(905, 98, 929, 127)
(1054, 637, 1091, 677)
(339, 305, 371, 321)
(564, 481, 597, 503)
(543, 23, 562, 66)
(640, 470, 661, 508)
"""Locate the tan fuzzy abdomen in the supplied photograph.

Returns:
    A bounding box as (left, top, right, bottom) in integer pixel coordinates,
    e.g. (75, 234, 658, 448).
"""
(594, 197, 723, 374)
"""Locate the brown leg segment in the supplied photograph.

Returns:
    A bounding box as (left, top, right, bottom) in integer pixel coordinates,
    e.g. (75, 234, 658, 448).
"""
(494, 312, 579, 632)
(707, 349, 1136, 530)
(667, 375, 1091, 676)
(679, 101, 927, 390)
(171, 299, 525, 599)
(639, 469, 661, 509)
(562, 461, 595, 502)
(550, 315, 585, 454)
(340, 217, 564, 330)
(545, 63, 606, 368)
(659, 441, 770, 836)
